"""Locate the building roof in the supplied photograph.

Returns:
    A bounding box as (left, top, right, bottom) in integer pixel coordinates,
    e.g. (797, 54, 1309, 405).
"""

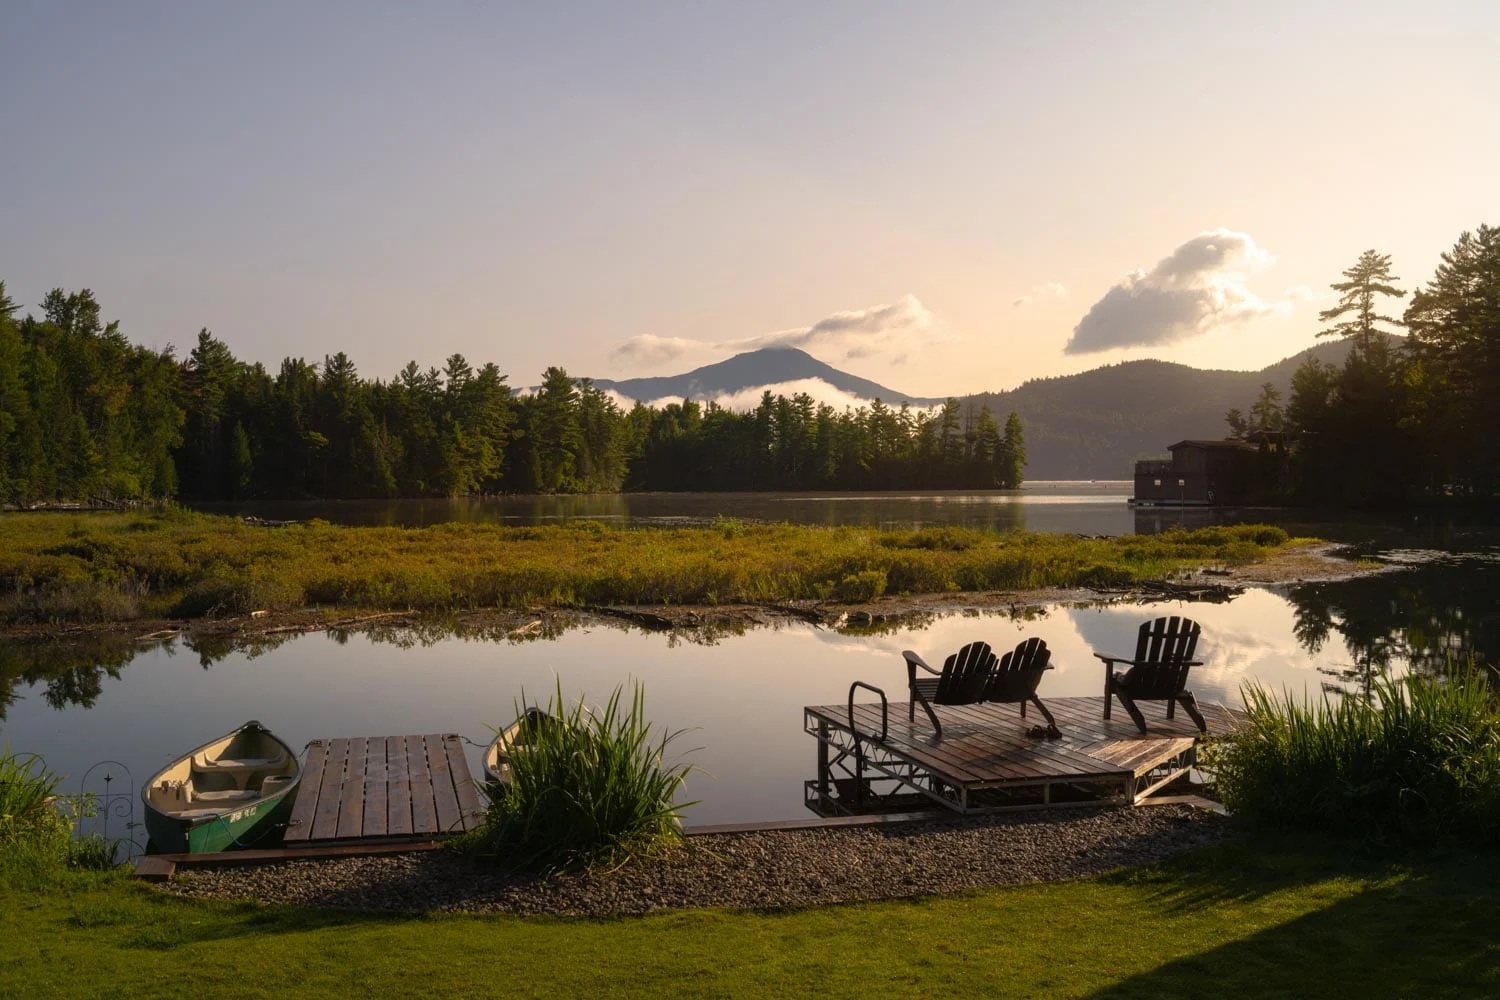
(1167, 439, 1260, 452)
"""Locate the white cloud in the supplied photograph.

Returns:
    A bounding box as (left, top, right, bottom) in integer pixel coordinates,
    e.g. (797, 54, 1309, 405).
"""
(608, 294, 950, 372)
(1013, 282, 1068, 308)
(633, 378, 932, 414)
(1065, 229, 1289, 355)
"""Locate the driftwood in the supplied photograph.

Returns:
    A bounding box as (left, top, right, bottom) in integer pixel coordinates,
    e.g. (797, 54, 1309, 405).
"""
(241, 516, 300, 527)
(582, 605, 676, 631)
(756, 602, 826, 624)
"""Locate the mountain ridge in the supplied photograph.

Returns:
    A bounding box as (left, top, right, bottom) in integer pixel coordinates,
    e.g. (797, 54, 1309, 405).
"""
(590, 347, 932, 405)
(591, 338, 1389, 479)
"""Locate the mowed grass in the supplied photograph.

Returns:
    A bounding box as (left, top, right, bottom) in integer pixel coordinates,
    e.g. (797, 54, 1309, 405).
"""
(0, 509, 1301, 624)
(3, 838, 1499, 999)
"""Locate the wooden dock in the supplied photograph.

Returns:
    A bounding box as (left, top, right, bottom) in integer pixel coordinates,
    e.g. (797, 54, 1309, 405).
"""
(804, 695, 1244, 816)
(284, 734, 485, 847)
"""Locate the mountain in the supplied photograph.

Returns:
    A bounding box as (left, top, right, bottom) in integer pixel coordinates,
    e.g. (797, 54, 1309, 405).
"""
(593, 338, 1393, 480)
(591, 347, 934, 406)
(963, 336, 1394, 479)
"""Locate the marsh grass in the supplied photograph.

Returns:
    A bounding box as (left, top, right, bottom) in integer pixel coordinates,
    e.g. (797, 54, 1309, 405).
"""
(0, 510, 1299, 624)
(460, 681, 696, 873)
(1205, 668, 1500, 842)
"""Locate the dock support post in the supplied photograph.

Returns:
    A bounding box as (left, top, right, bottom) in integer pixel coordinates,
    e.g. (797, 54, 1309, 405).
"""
(816, 718, 831, 808)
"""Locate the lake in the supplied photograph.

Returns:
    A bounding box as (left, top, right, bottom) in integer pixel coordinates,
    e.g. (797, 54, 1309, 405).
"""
(3, 550, 1496, 831)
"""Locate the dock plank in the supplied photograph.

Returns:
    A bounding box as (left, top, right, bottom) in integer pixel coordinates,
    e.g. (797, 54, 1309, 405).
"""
(409, 734, 438, 835)
(362, 737, 388, 837)
(386, 734, 412, 837)
(335, 737, 369, 840)
(444, 734, 486, 831)
(284, 739, 327, 843)
(428, 734, 463, 834)
(310, 738, 349, 841)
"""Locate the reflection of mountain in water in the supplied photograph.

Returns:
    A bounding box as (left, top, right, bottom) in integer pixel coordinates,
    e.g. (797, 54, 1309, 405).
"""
(1283, 556, 1500, 694)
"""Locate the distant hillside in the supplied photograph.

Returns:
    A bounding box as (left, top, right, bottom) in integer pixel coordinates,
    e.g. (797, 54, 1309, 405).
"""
(964, 336, 1396, 479)
(593, 338, 1396, 480)
(591, 347, 932, 405)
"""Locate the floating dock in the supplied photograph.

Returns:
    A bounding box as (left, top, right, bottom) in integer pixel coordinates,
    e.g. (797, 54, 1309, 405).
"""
(804, 695, 1243, 816)
(283, 733, 485, 847)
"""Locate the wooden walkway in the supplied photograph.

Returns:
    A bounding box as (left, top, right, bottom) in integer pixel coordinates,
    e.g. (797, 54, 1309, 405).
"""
(284, 734, 485, 846)
(805, 695, 1244, 815)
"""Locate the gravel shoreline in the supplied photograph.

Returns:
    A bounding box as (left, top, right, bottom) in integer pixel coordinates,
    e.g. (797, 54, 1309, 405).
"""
(162, 805, 1228, 917)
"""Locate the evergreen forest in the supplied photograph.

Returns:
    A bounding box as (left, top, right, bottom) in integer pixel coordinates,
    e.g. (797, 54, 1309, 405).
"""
(1221, 224, 1500, 507)
(0, 285, 1025, 503)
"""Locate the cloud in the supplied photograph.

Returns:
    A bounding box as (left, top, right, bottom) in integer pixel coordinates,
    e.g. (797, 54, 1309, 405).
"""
(607, 334, 703, 368)
(1013, 282, 1068, 308)
(628, 378, 934, 414)
(608, 295, 948, 372)
(1065, 230, 1288, 354)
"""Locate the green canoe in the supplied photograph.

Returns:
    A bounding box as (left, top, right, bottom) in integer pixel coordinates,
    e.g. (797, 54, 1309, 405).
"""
(142, 720, 301, 854)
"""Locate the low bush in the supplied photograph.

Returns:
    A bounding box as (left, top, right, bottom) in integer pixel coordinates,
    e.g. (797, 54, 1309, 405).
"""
(0, 748, 87, 887)
(1204, 668, 1500, 843)
(461, 681, 695, 873)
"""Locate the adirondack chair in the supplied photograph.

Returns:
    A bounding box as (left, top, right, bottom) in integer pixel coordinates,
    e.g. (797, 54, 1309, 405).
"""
(984, 636, 1060, 737)
(904, 641, 996, 740)
(903, 638, 1058, 740)
(1093, 616, 1207, 734)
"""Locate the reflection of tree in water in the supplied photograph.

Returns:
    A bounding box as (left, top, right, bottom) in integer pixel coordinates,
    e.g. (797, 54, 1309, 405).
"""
(1283, 558, 1500, 695)
(0, 637, 142, 721)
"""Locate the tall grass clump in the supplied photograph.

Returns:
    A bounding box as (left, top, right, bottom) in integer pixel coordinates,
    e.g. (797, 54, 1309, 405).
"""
(462, 681, 696, 873)
(1204, 668, 1500, 842)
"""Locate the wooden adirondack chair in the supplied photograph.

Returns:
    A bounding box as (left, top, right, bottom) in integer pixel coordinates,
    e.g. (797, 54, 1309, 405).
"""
(903, 641, 996, 740)
(984, 636, 1060, 736)
(904, 638, 1058, 740)
(1093, 616, 1207, 733)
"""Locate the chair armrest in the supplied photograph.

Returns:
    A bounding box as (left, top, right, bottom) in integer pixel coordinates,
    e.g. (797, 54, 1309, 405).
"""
(1094, 654, 1204, 668)
(903, 650, 941, 676)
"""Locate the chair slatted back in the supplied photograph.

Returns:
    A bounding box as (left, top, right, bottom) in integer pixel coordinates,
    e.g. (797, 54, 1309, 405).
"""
(1123, 616, 1201, 698)
(983, 637, 1050, 702)
(934, 641, 996, 705)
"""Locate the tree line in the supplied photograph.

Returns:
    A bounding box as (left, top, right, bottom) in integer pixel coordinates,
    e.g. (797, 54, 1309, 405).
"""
(1223, 223, 1500, 507)
(0, 283, 1025, 503)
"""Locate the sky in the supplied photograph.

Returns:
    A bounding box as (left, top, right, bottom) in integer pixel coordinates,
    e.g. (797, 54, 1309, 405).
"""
(3, 3, 1498, 399)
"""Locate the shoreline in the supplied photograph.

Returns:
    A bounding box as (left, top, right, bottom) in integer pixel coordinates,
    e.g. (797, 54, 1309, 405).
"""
(160, 804, 1230, 917)
(0, 542, 1385, 646)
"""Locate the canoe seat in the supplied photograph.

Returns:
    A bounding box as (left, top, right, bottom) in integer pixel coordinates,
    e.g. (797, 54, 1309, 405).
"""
(192, 789, 259, 803)
(193, 754, 282, 773)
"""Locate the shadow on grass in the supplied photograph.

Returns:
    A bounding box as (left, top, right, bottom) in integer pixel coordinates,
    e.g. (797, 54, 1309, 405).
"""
(1088, 836, 1500, 999)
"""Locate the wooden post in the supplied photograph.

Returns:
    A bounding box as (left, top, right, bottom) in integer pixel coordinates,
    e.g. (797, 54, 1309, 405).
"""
(816, 717, 831, 808)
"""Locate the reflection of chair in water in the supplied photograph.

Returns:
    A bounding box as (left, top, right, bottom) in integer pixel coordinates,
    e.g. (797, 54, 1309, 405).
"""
(1093, 616, 1207, 733)
(904, 638, 1058, 740)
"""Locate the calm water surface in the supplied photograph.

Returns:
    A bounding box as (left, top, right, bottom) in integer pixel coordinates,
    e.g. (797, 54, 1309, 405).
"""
(5, 554, 1496, 827)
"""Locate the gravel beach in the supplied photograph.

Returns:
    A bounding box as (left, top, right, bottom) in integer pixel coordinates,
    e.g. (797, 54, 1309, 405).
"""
(163, 804, 1228, 917)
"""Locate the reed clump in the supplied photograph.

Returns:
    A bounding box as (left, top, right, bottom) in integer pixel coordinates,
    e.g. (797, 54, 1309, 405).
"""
(0, 511, 1301, 625)
(0, 747, 116, 887)
(1204, 669, 1500, 843)
(462, 681, 695, 873)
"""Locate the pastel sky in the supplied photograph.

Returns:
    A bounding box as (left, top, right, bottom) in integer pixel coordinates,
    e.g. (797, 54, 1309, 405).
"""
(3, 3, 1497, 397)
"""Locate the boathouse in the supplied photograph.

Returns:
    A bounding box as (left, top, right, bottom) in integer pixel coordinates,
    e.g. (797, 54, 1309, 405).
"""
(1132, 439, 1262, 506)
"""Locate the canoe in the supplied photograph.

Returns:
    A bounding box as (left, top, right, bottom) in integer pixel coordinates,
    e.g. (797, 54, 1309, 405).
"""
(482, 708, 555, 792)
(142, 720, 301, 854)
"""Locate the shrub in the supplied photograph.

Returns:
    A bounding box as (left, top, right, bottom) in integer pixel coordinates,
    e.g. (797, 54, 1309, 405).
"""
(835, 569, 888, 602)
(461, 681, 695, 873)
(1203, 668, 1500, 843)
(1, 748, 76, 887)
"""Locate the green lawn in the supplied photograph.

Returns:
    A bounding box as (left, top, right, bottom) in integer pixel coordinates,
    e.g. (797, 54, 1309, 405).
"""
(3, 838, 1497, 999)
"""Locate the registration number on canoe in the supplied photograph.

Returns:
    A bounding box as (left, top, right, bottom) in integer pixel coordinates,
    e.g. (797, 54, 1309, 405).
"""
(228, 804, 259, 824)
